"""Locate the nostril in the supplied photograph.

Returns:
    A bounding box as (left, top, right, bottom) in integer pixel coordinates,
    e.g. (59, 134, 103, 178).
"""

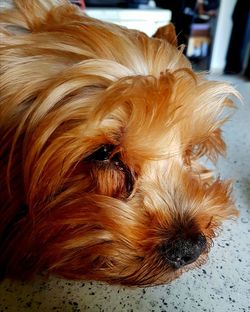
(161, 234, 207, 268)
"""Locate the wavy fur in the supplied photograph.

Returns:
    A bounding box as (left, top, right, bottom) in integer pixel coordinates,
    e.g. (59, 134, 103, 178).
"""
(0, 0, 239, 286)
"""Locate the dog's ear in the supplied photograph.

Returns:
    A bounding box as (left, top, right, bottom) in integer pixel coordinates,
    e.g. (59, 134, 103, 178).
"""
(152, 23, 178, 47)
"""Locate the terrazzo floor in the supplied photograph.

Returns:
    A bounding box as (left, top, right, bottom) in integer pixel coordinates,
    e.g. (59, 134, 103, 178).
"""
(0, 75, 249, 312)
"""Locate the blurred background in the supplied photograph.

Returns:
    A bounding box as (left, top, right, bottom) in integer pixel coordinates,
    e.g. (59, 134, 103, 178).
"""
(1, 0, 249, 76)
(71, 0, 250, 78)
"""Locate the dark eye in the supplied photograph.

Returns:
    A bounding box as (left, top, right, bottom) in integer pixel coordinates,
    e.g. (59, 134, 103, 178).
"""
(86, 144, 115, 161)
(86, 144, 135, 197)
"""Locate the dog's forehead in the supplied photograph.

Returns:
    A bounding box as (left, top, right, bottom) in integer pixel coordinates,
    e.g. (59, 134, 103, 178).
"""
(84, 70, 236, 165)
(88, 74, 194, 137)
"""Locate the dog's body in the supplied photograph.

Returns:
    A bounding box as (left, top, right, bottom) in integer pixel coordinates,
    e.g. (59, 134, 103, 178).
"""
(0, 0, 239, 286)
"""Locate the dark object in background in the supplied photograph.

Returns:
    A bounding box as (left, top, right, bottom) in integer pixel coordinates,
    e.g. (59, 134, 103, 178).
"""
(85, 0, 149, 8)
(155, 0, 219, 71)
(244, 52, 250, 79)
(201, 0, 219, 11)
(154, 1, 219, 48)
(224, 0, 250, 77)
(155, 0, 197, 47)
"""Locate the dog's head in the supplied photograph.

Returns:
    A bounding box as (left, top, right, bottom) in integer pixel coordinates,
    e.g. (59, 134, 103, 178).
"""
(0, 0, 239, 286)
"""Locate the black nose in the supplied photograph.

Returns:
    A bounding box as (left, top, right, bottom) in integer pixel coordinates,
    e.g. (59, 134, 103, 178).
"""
(162, 234, 207, 268)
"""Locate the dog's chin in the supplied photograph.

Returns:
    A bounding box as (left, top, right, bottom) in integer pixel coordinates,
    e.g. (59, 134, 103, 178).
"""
(107, 255, 208, 287)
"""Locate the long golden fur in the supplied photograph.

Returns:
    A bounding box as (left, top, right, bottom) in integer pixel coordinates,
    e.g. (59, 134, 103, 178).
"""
(0, 0, 239, 286)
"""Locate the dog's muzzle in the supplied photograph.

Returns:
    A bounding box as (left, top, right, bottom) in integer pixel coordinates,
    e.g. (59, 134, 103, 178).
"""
(161, 233, 207, 268)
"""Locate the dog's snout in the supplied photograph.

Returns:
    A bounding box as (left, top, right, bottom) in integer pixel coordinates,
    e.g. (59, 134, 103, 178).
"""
(162, 234, 207, 268)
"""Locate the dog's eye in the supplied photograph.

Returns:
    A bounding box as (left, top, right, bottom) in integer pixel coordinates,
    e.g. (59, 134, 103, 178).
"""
(86, 145, 135, 197)
(87, 144, 115, 161)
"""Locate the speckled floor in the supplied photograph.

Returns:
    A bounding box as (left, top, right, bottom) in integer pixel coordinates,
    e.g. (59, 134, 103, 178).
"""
(0, 75, 249, 312)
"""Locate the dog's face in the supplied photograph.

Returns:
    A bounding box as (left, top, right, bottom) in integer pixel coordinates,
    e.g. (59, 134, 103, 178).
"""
(0, 1, 239, 286)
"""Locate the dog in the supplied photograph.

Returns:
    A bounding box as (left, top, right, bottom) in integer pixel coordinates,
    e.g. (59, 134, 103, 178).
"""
(0, 0, 240, 286)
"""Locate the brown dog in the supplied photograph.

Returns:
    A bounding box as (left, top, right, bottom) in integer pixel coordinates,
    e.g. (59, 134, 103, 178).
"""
(0, 0, 239, 286)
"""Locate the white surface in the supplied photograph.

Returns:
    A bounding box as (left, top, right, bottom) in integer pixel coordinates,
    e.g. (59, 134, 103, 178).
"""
(86, 8, 171, 36)
(210, 0, 237, 73)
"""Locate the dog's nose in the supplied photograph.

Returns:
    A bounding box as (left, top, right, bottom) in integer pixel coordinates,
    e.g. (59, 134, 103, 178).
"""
(163, 234, 206, 268)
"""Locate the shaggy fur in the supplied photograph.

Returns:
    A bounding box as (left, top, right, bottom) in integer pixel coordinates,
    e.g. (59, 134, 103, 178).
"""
(0, 0, 239, 286)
